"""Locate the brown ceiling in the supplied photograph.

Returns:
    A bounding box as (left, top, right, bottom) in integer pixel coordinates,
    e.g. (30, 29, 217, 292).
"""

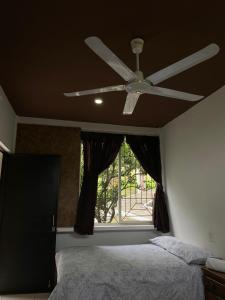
(0, 1, 225, 127)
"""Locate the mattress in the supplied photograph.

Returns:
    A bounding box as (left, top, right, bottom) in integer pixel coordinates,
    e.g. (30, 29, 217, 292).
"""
(49, 244, 204, 300)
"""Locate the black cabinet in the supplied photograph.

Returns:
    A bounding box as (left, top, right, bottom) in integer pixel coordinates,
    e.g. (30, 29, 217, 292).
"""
(0, 154, 60, 294)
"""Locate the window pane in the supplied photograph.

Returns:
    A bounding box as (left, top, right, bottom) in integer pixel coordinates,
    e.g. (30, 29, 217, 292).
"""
(119, 142, 155, 223)
(96, 155, 119, 223)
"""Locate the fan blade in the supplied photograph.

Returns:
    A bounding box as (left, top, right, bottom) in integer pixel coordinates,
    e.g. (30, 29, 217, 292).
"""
(64, 85, 125, 97)
(123, 93, 140, 115)
(145, 86, 203, 101)
(147, 43, 220, 85)
(85, 36, 137, 82)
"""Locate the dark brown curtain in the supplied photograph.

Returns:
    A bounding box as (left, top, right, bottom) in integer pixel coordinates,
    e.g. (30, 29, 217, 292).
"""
(126, 135, 169, 232)
(74, 132, 123, 234)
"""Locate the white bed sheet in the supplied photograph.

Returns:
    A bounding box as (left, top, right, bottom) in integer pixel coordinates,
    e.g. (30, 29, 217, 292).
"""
(49, 244, 204, 300)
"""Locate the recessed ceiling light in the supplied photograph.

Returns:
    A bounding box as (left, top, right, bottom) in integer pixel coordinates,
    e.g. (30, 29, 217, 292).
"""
(94, 98, 103, 104)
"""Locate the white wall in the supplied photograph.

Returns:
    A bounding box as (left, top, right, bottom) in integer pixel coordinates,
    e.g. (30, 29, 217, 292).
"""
(56, 230, 158, 251)
(162, 86, 225, 257)
(0, 86, 17, 152)
(17, 116, 160, 136)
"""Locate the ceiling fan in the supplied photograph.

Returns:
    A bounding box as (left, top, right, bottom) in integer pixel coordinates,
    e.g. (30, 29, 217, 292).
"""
(64, 37, 219, 114)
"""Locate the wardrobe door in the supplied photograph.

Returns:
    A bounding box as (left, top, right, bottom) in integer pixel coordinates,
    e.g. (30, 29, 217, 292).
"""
(0, 154, 60, 294)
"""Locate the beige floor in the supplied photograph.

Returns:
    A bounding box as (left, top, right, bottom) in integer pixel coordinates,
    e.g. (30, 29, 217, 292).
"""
(0, 294, 49, 300)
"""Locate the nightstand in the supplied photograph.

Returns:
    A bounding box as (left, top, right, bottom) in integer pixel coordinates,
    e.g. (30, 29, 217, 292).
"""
(202, 266, 225, 299)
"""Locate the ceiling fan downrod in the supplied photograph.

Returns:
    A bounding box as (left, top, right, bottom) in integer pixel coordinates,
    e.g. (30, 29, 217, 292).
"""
(130, 38, 144, 72)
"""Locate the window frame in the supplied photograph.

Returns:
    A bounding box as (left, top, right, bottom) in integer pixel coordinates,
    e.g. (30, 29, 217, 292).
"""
(80, 140, 155, 226)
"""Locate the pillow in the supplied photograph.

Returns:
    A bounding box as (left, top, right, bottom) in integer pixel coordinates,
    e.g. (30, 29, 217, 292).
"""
(150, 236, 212, 264)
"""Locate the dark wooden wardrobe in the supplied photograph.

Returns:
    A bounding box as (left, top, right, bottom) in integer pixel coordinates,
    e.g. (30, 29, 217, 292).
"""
(0, 153, 60, 294)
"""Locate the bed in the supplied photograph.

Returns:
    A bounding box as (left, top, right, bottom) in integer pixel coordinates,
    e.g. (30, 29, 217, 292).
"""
(49, 237, 208, 300)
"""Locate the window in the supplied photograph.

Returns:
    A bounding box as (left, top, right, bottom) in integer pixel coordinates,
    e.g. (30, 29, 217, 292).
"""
(80, 139, 156, 225)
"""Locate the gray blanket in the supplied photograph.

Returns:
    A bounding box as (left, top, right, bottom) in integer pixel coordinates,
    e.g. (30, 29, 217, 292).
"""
(49, 244, 204, 300)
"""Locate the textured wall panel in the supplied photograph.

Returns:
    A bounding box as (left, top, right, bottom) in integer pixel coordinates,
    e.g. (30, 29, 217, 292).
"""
(16, 124, 80, 227)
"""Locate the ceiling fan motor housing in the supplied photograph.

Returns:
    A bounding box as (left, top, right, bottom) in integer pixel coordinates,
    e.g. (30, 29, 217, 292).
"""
(130, 38, 144, 54)
(126, 70, 151, 94)
(126, 79, 151, 94)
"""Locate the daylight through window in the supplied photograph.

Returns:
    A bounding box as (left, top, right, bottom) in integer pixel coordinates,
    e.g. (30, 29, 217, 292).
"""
(80, 140, 156, 225)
